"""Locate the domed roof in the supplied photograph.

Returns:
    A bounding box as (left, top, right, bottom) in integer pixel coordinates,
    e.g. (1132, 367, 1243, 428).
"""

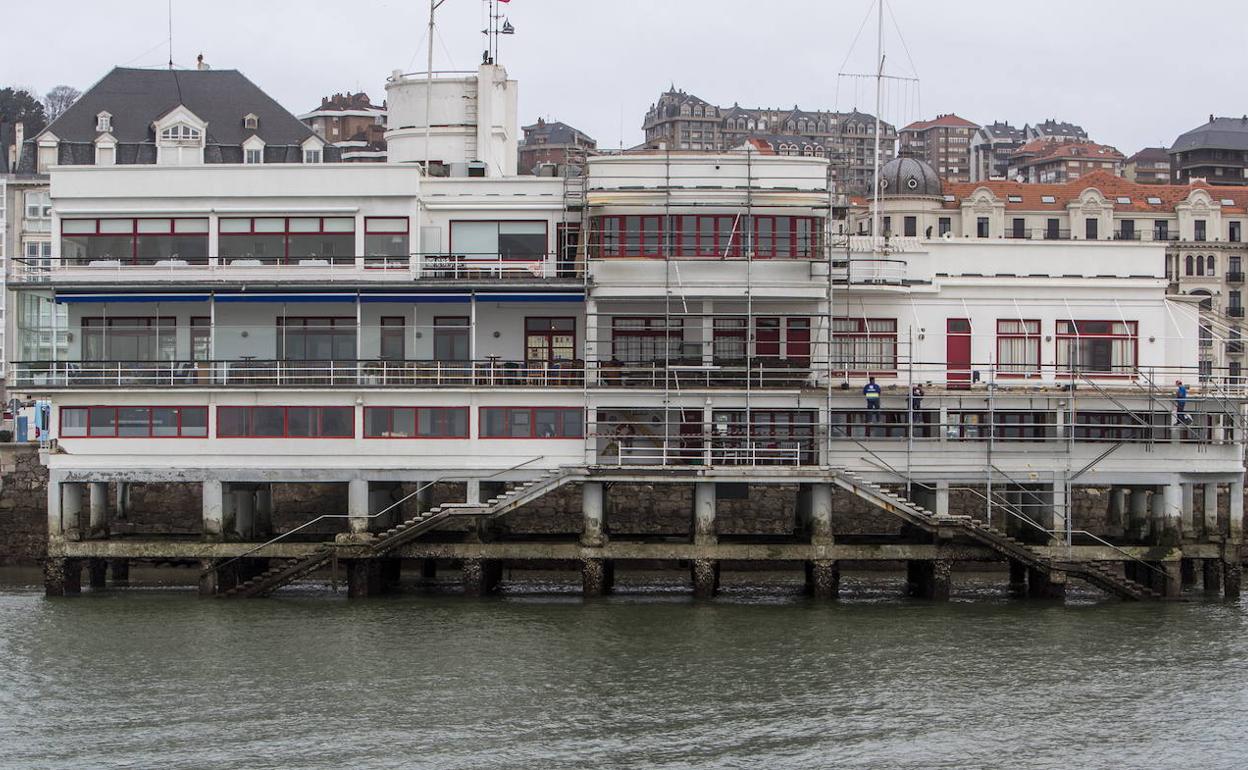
(873, 156, 943, 197)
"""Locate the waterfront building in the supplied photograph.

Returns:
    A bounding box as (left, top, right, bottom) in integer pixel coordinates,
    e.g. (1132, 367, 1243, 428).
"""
(299, 92, 388, 163)
(14, 62, 1244, 602)
(1169, 115, 1248, 185)
(1124, 147, 1170, 185)
(898, 114, 978, 183)
(517, 118, 596, 176)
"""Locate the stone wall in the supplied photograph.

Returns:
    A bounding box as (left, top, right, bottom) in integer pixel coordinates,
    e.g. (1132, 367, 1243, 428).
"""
(0, 446, 49, 562)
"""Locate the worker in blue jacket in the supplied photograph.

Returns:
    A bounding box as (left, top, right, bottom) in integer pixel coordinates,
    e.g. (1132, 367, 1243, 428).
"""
(864, 377, 882, 423)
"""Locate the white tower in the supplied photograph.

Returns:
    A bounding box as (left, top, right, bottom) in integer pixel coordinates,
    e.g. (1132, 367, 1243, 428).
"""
(384, 64, 519, 177)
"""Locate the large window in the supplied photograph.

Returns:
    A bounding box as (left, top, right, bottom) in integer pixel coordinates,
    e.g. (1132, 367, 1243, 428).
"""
(82, 317, 176, 361)
(713, 318, 748, 361)
(60, 406, 208, 438)
(831, 318, 897, 375)
(365, 217, 410, 264)
(219, 217, 355, 264)
(1056, 321, 1137, 375)
(481, 407, 583, 438)
(62, 218, 209, 265)
(217, 406, 354, 438)
(593, 215, 819, 258)
(24, 191, 51, 232)
(996, 320, 1041, 377)
(380, 317, 405, 360)
(711, 410, 817, 464)
(611, 317, 684, 363)
(364, 407, 468, 438)
(525, 317, 576, 362)
(449, 220, 547, 260)
(277, 317, 356, 361)
(433, 317, 470, 361)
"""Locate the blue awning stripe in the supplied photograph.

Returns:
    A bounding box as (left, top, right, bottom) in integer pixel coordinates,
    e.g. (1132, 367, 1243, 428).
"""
(56, 291, 585, 304)
(56, 294, 211, 304)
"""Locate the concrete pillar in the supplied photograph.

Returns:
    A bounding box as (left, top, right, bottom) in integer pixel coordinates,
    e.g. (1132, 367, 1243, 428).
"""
(88, 482, 108, 536)
(581, 558, 614, 596)
(117, 482, 129, 520)
(416, 484, 433, 514)
(1027, 567, 1066, 600)
(202, 480, 224, 541)
(255, 485, 273, 538)
(804, 559, 839, 599)
(462, 558, 503, 597)
(581, 482, 605, 547)
(1180, 483, 1196, 539)
(1180, 558, 1198, 589)
(808, 483, 833, 545)
(466, 479, 481, 506)
(1008, 559, 1027, 596)
(1126, 488, 1150, 543)
(1161, 561, 1182, 598)
(232, 487, 256, 540)
(1108, 487, 1128, 534)
(1203, 482, 1219, 540)
(1223, 559, 1242, 599)
(907, 560, 951, 600)
(110, 559, 130, 583)
(1039, 481, 1067, 543)
(348, 478, 370, 535)
(1229, 479, 1244, 542)
(346, 560, 380, 599)
(47, 477, 64, 539)
(690, 558, 719, 598)
(44, 558, 82, 597)
(87, 558, 108, 589)
(61, 483, 84, 540)
(693, 482, 716, 545)
(931, 481, 950, 517)
(1159, 482, 1183, 545)
(420, 560, 437, 580)
(1203, 559, 1223, 595)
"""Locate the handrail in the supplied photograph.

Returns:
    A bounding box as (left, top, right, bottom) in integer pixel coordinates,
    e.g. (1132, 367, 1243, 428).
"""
(203, 456, 545, 576)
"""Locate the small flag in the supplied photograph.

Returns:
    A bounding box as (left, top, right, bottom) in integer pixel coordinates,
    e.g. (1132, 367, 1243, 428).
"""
(502, 19, 515, 34)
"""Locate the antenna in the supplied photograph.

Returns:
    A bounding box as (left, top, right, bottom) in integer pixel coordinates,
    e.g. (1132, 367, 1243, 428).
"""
(167, 0, 174, 69)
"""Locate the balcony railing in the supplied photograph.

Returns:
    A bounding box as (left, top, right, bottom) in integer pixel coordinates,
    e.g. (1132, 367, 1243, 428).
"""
(1152, 230, 1178, 242)
(10, 253, 585, 281)
(1228, 306, 1245, 319)
(1228, 271, 1244, 284)
(1113, 230, 1142, 241)
(1043, 229, 1071, 241)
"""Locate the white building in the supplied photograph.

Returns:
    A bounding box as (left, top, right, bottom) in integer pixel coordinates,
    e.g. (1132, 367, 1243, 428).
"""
(17, 62, 1245, 600)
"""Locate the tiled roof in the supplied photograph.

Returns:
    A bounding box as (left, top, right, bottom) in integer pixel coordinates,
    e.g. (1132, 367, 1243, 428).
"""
(902, 114, 979, 132)
(1011, 139, 1124, 163)
(942, 170, 1248, 213)
(1126, 147, 1169, 164)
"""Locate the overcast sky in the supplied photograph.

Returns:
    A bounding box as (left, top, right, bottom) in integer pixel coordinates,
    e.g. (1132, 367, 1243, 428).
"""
(5, 0, 1246, 152)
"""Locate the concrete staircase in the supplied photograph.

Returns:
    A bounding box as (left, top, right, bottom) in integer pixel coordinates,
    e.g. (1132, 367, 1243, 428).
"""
(221, 468, 585, 598)
(832, 470, 1161, 601)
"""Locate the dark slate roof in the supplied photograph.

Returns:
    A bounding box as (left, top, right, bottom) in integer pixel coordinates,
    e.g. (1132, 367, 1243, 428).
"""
(39, 67, 318, 147)
(1028, 119, 1086, 138)
(521, 119, 595, 147)
(1170, 117, 1248, 154)
(980, 121, 1023, 141)
(1127, 146, 1169, 164)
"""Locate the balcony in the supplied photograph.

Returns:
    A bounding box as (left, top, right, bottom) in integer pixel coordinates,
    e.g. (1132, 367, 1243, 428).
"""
(1227, 342, 1244, 355)
(9, 253, 585, 286)
(1003, 230, 1032, 240)
(1113, 230, 1142, 241)
(1228, 271, 1244, 284)
(1228, 306, 1245, 318)
(1152, 230, 1178, 242)
(1042, 229, 1071, 241)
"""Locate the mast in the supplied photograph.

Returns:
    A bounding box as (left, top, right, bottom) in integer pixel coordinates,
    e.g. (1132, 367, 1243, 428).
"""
(425, 0, 438, 174)
(871, 0, 884, 247)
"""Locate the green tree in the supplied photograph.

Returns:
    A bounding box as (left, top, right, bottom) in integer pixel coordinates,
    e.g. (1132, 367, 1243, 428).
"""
(0, 87, 48, 134)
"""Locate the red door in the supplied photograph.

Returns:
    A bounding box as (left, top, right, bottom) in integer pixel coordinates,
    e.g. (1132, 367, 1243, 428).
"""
(755, 318, 781, 358)
(786, 318, 811, 365)
(947, 318, 972, 389)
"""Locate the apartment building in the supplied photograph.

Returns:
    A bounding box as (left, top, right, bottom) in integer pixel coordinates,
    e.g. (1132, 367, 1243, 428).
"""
(1006, 139, 1125, 184)
(517, 118, 596, 175)
(1170, 115, 1248, 185)
(299, 92, 387, 163)
(969, 121, 1024, 182)
(1124, 147, 1170, 185)
(898, 114, 978, 183)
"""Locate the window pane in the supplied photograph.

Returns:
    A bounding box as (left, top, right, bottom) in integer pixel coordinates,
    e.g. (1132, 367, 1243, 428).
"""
(89, 408, 116, 437)
(365, 408, 390, 438)
(217, 407, 246, 437)
(535, 409, 558, 438)
(181, 408, 208, 437)
(319, 407, 354, 438)
(365, 234, 409, 258)
(509, 410, 531, 437)
(61, 409, 88, 437)
(483, 408, 505, 437)
(562, 410, 583, 438)
(392, 408, 416, 438)
(253, 407, 285, 437)
(150, 408, 180, 437)
(447, 409, 467, 438)
(99, 219, 133, 234)
(367, 218, 408, 233)
(109, 407, 145, 437)
(287, 407, 314, 437)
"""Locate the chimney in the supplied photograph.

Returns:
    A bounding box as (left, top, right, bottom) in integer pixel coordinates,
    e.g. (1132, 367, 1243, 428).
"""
(15, 121, 24, 148)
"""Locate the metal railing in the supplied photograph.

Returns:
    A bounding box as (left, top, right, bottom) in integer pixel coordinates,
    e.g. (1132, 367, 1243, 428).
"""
(608, 441, 806, 467)
(205, 456, 545, 575)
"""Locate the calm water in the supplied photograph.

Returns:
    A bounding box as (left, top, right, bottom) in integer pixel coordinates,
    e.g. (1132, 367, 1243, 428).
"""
(1, 568, 1246, 770)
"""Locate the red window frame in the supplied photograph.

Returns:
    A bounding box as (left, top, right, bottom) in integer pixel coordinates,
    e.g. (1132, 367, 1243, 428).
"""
(479, 407, 584, 439)
(831, 317, 898, 376)
(60, 218, 209, 265)
(593, 215, 817, 259)
(594, 215, 663, 258)
(1055, 320, 1138, 378)
(610, 317, 684, 362)
(216, 406, 355, 438)
(59, 405, 208, 438)
(713, 318, 748, 361)
(447, 219, 550, 260)
(218, 216, 356, 264)
(525, 317, 577, 362)
(364, 217, 410, 235)
(363, 406, 469, 439)
(995, 319, 1042, 378)
(364, 216, 411, 268)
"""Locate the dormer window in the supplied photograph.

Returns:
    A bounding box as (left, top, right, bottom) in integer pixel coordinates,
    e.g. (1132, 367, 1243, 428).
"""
(304, 148, 322, 164)
(161, 124, 202, 143)
(96, 112, 112, 133)
(246, 149, 263, 164)
(244, 113, 259, 131)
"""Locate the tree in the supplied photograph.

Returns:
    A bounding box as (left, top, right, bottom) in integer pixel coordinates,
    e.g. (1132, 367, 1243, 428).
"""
(0, 87, 47, 134)
(43, 85, 81, 123)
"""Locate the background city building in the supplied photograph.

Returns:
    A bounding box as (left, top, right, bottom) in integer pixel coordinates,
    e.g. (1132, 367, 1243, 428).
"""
(1124, 147, 1170, 184)
(1006, 139, 1125, 184)
(969, 121, 1023, 181)
(1170, 115, 1248, 185)
(517, 118, 596, 175)
(898, 114, 978, 183)
(299, 92, 387, 163)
